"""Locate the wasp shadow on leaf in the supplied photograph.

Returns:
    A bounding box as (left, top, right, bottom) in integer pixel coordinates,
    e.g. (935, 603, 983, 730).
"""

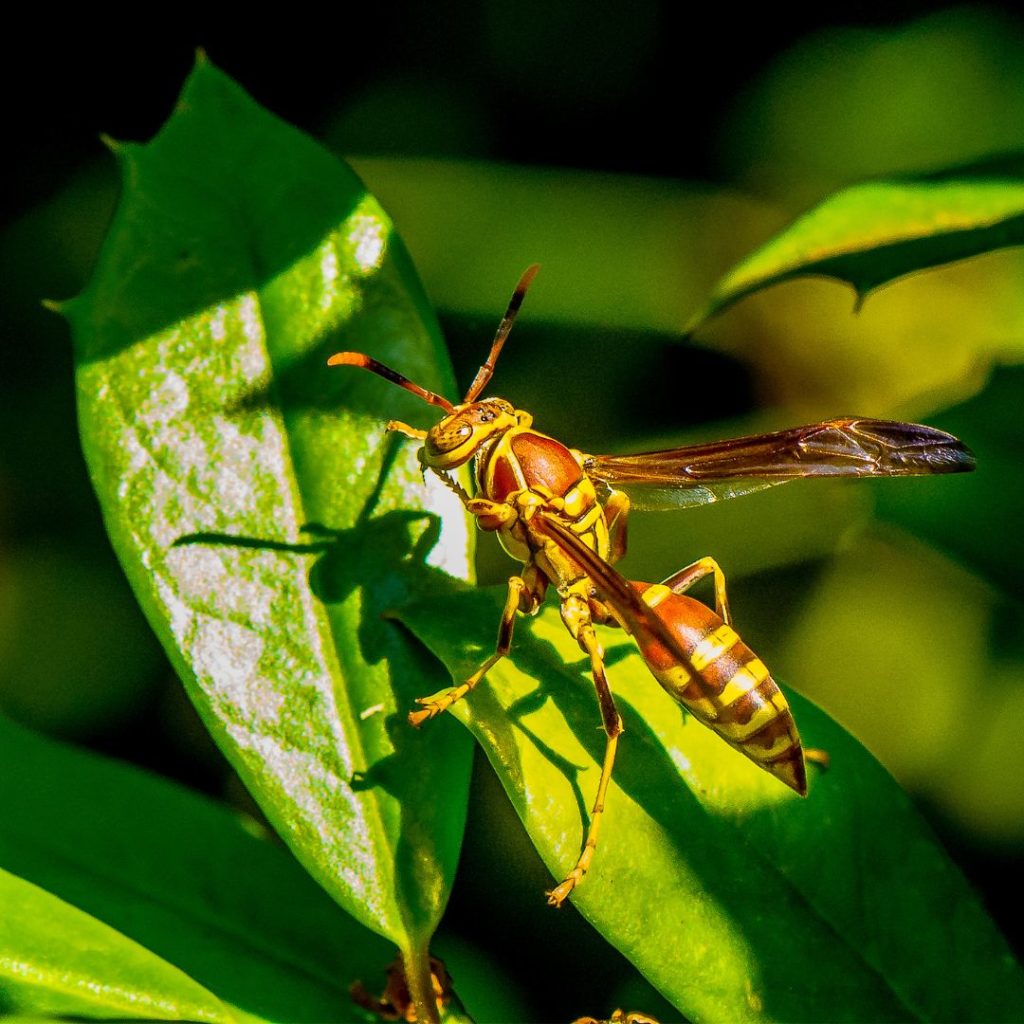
(172, 430, 470, 918)
(171, 429, 452, 725)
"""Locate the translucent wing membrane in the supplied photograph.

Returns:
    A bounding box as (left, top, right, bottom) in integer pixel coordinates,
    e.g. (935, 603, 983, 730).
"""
(584, 418, 975, 510)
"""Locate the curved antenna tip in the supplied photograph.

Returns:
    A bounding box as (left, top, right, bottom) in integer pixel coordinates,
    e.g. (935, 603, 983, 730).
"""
(463, 263, 542, 402)
(327, 351, 365, 367)
(329, 350, 455, 414)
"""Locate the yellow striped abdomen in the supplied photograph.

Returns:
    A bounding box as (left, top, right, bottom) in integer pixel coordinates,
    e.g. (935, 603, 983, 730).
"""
(631, 582, 807, 795)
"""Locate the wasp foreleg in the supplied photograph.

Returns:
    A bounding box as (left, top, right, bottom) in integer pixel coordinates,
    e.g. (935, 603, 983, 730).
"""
(465, 496, 518, 532)
(409, 575, 530, 727)
(660, 555, 733, 626)
(604, 489, 630, 564)
(548, 598, 623, 907)
(385, 419, 428, 440)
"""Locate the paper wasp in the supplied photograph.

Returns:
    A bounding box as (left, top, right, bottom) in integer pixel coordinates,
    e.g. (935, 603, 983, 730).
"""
(329, 265, 975, 906)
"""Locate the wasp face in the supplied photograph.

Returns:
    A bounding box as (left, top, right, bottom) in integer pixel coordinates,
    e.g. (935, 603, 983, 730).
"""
(422, 399, 520, 469)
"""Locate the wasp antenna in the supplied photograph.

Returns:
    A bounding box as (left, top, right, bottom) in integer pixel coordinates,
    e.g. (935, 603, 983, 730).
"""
(328, 351, 455, 414)
(463, 264, 540, 403)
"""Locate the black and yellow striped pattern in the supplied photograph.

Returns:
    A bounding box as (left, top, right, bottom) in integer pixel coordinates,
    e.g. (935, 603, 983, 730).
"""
(637, 585, 806, 795)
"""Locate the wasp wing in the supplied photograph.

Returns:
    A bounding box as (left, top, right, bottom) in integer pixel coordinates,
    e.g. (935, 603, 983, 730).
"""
(584, 418, 975, 510)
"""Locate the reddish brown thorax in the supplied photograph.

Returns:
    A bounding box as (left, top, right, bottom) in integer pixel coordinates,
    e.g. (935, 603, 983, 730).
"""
(510, 433, 584, 495)
(485, 432, 584, 501)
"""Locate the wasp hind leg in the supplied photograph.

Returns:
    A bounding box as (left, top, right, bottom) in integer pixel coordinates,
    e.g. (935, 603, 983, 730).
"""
(660, 555, 733, 625)
(548, 598, 623, 907)
(409, 574, 533, 727)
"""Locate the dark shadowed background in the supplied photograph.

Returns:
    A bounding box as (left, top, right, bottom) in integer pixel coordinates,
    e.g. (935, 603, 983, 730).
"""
(4, 4, 1024, 1020)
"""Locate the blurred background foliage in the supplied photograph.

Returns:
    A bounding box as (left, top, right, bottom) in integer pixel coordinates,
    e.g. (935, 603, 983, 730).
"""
(3, 4, 1024, 1020)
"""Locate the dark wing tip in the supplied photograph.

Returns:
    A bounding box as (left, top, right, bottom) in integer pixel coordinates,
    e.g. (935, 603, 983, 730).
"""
(853, 419, 976, 474)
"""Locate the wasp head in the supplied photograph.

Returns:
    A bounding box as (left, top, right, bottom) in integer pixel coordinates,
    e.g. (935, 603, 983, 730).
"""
(329, 266, 541, 465)
(421, 399, 522, 469)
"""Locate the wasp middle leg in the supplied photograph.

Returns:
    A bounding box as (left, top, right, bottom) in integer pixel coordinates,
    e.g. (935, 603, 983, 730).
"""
(547, 592, 623, 907)
(409, 573, 538, 727)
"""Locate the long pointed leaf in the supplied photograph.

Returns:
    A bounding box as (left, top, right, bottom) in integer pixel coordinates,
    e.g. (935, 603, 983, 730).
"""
(0, 868, 238, 1022)
(688, 155, 1024, 330)
(62, 58, 473, 950)
(0, 714, 393, 1023)
(399, 582, 1024, 1022)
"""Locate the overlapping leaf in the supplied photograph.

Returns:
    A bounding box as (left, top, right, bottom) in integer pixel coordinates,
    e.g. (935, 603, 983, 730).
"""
(0, 714, 396, 1022)
(687, 154, 1024, 330)
(399, 582, 1024, 1022)
(0, 868, 244, 1023)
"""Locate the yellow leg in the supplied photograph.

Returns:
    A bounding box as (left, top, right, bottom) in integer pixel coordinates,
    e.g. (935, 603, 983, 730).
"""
(660, 555, 732, 625)
(604, 489, 631, 564)
(409, 576, 527, 727)
(805, 747, 831, 772)
(386, 419, 427, 439)
(547, 616, 623, 907)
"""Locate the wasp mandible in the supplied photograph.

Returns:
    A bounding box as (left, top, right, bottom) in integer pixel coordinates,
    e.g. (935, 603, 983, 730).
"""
(329, 266, 975, 906)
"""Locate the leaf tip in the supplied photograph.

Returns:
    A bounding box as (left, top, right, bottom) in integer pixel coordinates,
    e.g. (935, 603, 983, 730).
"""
(99, 133, 139, 167)
(681, 308, 706, 337)
(851, 283, 873, 314)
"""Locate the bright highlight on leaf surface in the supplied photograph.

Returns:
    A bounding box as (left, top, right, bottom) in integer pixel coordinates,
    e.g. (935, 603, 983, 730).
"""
(62, 56, 473, 965)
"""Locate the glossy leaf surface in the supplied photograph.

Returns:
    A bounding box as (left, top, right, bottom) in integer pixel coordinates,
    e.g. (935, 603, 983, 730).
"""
(688, 156, 1024, 329)
(63, 59, 473, 950)
(0, 868, 235, 1022)
(0, 714, 395, 1022)
(399, 582, 1024, 1022)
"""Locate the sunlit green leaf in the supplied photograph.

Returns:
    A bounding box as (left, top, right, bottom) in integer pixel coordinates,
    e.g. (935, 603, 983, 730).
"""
(0, 868, 236, 1022)
(688, 155, 1024, 330)
(62, 57, 473, 956)
(399, 581, 1024, 1022)
(0, 713, 394, 1023)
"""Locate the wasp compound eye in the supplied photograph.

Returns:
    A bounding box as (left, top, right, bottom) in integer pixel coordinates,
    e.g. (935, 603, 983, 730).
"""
(426, 421, 473, 456)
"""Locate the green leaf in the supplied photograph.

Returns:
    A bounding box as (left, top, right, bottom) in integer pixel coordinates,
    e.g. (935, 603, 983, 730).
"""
(0, 868, 235, 1022)
(0, 713, 394, 1023)
(62, 57, 473, 954)
(398, 582, 1024, 1022)
(687, 155, 1024, 330)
